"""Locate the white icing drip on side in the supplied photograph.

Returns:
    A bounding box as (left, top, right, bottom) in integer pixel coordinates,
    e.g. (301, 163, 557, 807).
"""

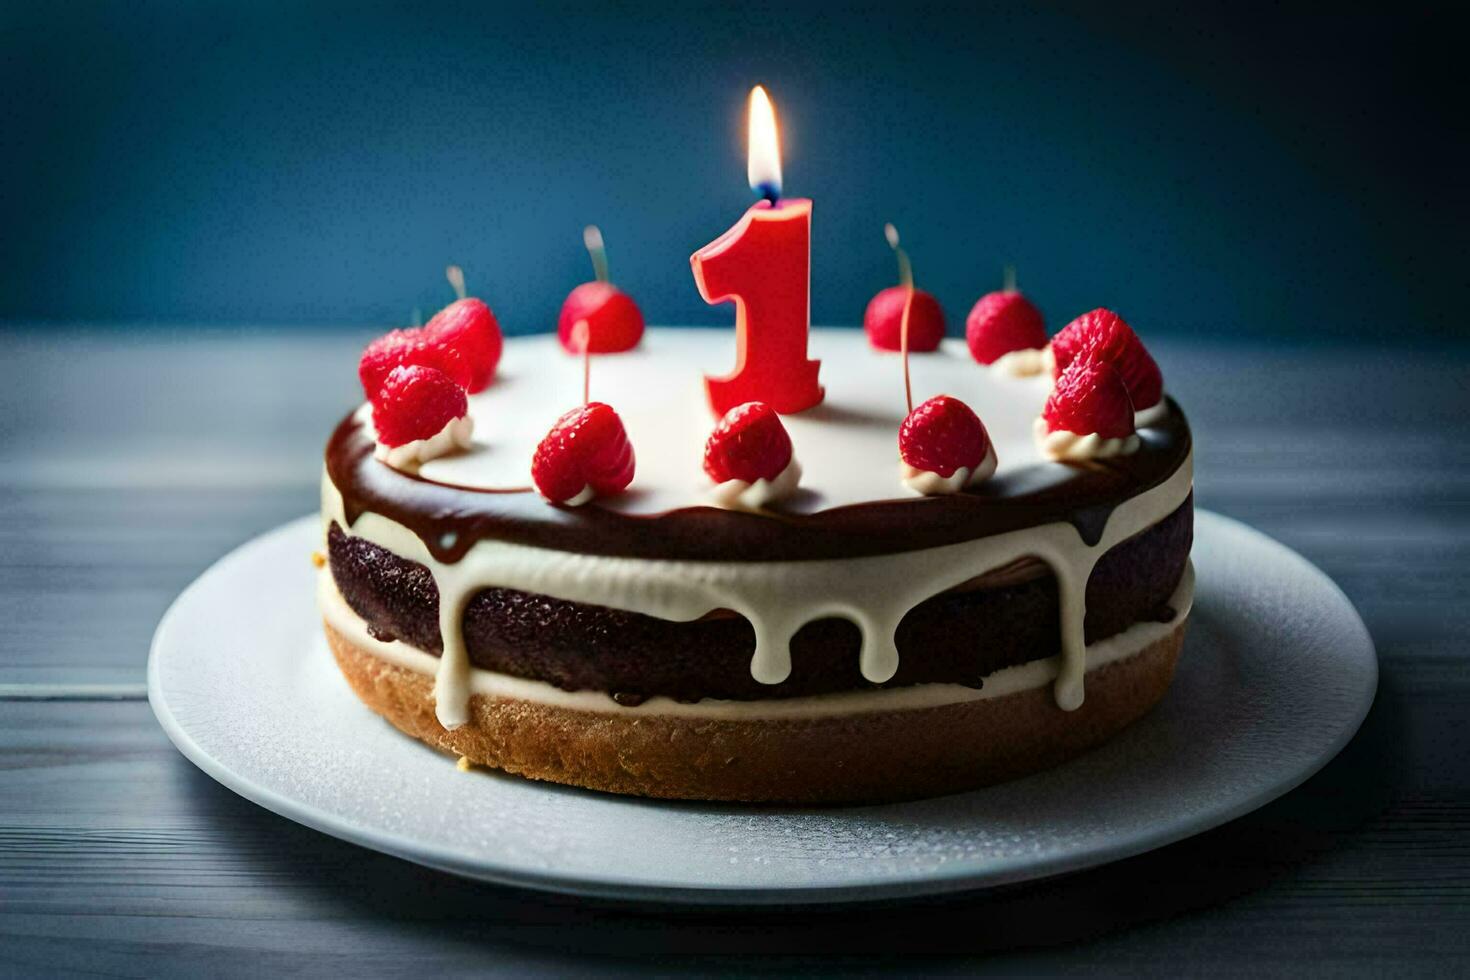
(321, 449, 1192, 726)
(900, 445, 998, 496)
(990, 347, 1047, 377)
(1033, 417, 1141, 461)
(319, 562, 1193, 721)
(708, 457, 803, 511)
(374, 415, 474, 469)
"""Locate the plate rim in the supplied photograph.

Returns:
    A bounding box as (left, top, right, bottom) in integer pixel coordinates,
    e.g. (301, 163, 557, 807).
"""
(148, 509, 1377, 906)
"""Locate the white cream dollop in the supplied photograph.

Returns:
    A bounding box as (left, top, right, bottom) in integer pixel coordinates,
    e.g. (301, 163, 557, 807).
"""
(375, 415, 474, 469)
(1033, 417, 1140, 461)
(558, 485, 596, 507)
(990, 347, 1048, 378)
(708, 458, 803, 512)
(900, 444, 998, 496)
(1134, 399, 1169, 428)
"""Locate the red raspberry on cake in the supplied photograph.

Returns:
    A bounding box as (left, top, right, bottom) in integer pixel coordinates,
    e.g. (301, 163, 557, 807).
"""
(864, 287, 945, 352)
(966, 291, 1046, 369)
(531, 402, 636, 506)
(424, 298, 503, 393)
(371, 364, 474, 467)
(867, 225, 944, 353)
(559, 283, 644, 354)
(1049, 308, 1164, 416)
(703, 401, 802, 509)
(1035, 354, 1140, 461)
(558, 227, 645, 354)
(898, 394, 997, 495)
(358, 328, 473, 399)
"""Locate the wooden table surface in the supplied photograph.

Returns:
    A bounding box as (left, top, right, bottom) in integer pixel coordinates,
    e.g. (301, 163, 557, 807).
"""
(2, 328, 1468, 977)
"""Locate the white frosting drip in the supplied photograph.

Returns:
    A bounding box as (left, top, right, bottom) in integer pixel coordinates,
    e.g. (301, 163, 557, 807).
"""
(319, 561, 1193, 721)
(708, 457, 803, 511)
(374, 415, 474, 469)
(1033, 417, 1141, 462)
(990, 347, 1047, 377)
(321, 449, 1192, 728)
(900, 445, 998, 496)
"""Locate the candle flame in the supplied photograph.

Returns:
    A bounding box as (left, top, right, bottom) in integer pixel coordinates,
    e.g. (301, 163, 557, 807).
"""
(747, 85, 782, 202)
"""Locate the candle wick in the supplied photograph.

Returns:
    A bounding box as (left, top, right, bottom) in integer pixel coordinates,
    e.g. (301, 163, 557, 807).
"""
(1003, 262, 1017, 293)
(757, 183, 780, 207)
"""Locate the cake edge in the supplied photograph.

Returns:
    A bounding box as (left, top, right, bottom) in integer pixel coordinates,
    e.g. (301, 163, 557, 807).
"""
(323, 614, 1187, 804)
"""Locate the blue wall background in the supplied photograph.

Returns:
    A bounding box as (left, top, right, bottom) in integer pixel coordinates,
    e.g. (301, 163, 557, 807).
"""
(0, 2, 1461, 340)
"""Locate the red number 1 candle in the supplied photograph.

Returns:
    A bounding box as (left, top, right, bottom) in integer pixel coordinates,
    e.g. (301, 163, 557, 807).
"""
(691, 86, 823, 416)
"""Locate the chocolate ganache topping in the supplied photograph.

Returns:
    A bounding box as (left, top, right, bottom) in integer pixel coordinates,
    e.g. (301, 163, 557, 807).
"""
(325, 330, 1190, 564)
(326, 404, 1188, 563)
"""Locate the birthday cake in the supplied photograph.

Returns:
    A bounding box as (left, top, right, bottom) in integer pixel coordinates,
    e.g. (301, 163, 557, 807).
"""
(318, 266, 1193, 803)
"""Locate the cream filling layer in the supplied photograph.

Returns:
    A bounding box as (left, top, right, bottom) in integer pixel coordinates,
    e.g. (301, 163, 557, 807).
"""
(319, 561, 1193, 722)
(322, 449, 1192, 729)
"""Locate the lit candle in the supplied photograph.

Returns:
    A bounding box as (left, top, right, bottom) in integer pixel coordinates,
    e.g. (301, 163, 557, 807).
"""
(691, 86, 823, 416)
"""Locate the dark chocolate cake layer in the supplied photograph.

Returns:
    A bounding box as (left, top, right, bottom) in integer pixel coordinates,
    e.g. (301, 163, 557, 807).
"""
(327, 495, 1192, 703)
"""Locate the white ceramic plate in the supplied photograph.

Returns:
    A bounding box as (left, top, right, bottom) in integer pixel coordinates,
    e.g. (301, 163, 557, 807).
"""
(149, 510, 1375, 905)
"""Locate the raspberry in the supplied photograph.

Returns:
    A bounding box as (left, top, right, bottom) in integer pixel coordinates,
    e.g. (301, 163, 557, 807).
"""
(371, 365, 468, 448)
(558, 282, 645, 353)
(899, 395, 992, 478)
(863, 287, 945, 352)
(1042, 355, 1135, 439)
(703, 402, 794, 484)
(424, 298, 503, 393)
(1050, 308, 1163, 410)
(358, 328, 472, 399)
(531, 402, 636, 504)
(965, 291, 1046, 364)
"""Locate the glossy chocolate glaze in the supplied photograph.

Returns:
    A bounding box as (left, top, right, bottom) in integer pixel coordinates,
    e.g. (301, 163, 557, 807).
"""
(328, 495, 1192, 702)
(325, 399, 1191, 563)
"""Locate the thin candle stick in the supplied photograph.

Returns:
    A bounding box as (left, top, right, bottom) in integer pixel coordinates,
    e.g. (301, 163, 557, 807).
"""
(886, 223, 915, 413)
(576, 319, 592, 405)
(446, 265, 467, 301)
(583, 226, 609, 284)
